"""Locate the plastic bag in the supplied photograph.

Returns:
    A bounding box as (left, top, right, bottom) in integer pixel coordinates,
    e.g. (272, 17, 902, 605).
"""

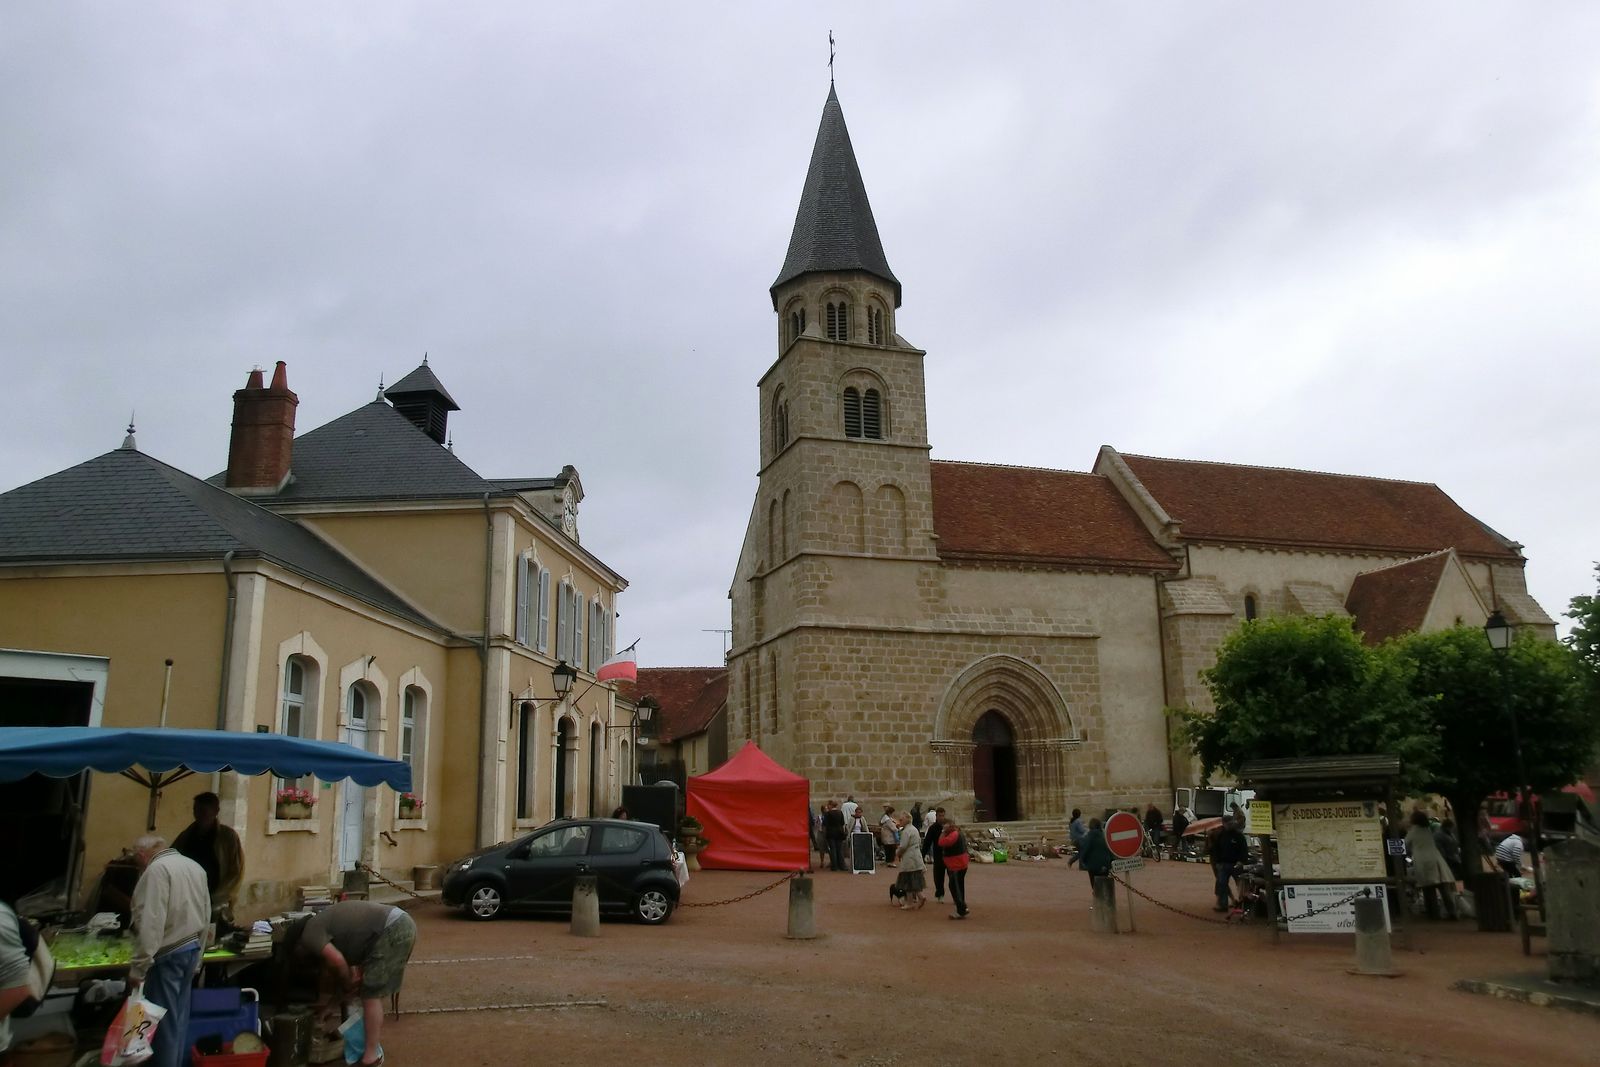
(339, 1012, 381, 1065)
(991, 848, 1008, 864)
(100, 988, 168, 1066)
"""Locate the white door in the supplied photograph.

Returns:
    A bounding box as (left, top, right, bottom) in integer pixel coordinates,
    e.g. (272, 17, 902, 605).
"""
(339, 686, 371, 871)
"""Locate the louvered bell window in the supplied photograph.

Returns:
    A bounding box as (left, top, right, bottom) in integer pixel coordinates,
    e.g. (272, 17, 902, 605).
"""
(843, 387, 862, 438)
(862, 389, 883, 439)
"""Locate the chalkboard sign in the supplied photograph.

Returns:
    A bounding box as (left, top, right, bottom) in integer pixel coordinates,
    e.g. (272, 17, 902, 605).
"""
(850, 831, 877, 874)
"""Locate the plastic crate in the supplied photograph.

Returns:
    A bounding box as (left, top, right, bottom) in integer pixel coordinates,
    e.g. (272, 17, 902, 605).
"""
(190, 1041, 269, 1067)
(185, 987, 260, 1049)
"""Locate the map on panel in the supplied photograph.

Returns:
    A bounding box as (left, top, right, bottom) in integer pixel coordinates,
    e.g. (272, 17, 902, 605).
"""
(1273, 801, 1386, 880)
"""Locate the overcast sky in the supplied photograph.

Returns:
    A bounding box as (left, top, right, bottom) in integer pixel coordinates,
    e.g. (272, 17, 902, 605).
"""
(4, 4, 1597, 666)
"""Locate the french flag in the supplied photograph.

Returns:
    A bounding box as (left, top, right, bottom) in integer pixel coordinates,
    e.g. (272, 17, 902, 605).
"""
(596, 640, 639, 684)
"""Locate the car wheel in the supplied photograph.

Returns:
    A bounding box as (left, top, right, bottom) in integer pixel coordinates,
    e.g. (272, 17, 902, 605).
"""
(466, 882, 504, 921)
(634, 887, 674, 925)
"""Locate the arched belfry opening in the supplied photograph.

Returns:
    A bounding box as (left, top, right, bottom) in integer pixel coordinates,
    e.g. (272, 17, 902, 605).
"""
(971, 711, 1018, 822)
(931, 655, 1080, 823)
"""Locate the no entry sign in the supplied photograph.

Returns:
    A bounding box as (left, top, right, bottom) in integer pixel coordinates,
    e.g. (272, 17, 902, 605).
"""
(1105, 811, 1143, 860)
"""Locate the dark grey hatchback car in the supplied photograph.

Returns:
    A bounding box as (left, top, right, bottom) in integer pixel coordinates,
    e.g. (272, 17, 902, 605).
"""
(441, 818, 680, 924)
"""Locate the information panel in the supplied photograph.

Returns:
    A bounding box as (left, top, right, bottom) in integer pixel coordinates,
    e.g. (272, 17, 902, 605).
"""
(1273, 801, 1385, 880)
(1278, 883, 1390, 934)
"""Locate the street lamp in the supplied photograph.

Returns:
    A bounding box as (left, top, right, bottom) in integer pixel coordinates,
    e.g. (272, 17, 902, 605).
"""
(551, 660, 577, 699)
(1484, 609, 1541, 907)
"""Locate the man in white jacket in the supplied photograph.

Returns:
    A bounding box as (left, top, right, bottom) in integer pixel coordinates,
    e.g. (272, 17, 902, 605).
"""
(128, 834, 210, 1067)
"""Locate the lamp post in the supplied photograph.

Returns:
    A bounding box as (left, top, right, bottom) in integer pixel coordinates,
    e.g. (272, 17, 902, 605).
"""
(1484, 610, 1541, 908)
(603, 694, 657, 794)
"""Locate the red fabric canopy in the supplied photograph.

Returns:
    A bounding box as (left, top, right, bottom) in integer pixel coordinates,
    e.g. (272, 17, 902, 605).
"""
(686, 742, 810, 871)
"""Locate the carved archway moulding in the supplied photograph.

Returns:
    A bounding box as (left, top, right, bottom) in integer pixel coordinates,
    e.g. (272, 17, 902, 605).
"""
(931, 654, 1081, 744)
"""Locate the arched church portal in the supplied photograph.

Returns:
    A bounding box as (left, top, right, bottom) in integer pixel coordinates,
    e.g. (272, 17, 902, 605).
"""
(931, 655, 1080, 823)
(971, 711, 1018, 822)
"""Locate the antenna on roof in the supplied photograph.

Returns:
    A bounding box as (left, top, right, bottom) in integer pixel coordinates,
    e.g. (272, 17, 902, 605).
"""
(703, 628, 732, 659)
(422, 352, 429, 365)
(120, 411, 137, 451)
(828, 30, 835, 85)
(377, 373, 385, 401)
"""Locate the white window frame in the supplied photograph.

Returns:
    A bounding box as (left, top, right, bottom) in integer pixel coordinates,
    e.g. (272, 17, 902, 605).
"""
(396, 670, 432, 828)
(269, 632, 327, 834)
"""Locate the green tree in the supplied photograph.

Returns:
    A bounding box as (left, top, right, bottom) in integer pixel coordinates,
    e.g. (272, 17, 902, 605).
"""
(1567, 562, 1600, 673)
(1172, 615, 1436, 789)
(1395, 625, 1599, 874)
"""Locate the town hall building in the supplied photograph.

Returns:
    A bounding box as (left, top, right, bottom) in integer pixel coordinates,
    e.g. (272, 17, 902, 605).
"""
(727, 87, 1556, 825)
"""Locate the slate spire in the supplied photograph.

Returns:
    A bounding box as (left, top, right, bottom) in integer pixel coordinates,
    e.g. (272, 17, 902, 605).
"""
(771, 85, 901, 307)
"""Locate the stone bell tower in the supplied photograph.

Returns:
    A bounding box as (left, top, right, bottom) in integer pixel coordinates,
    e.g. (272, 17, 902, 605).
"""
(729, 85, 941, 772)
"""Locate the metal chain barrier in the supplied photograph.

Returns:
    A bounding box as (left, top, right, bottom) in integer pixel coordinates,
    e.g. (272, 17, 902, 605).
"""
(678, 872, 793, 908)
(1110, 872, 1365, 927)
(357, 861, 428, 902)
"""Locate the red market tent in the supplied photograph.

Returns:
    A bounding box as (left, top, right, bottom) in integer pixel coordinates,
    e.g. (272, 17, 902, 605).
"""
(686, 742, 810, 871)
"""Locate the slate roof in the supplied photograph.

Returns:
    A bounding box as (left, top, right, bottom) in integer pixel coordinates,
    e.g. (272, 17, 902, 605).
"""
(0, 446, 442, 631)
(929, 461, 1178, 572)
(772, 85, 901, 307)
(617, 667, 728, 743)
(1119, 454, 1520, 561)
(210, 400, 497, 502)
(385, 361, 459, 410)
(1343, 550, 1453, 646)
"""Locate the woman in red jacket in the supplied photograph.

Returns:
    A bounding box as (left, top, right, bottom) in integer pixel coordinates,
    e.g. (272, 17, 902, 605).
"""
(939, 817, 971, 919)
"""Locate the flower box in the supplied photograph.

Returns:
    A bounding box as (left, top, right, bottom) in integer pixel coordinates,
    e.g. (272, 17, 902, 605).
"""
(274, 787, 316, 820)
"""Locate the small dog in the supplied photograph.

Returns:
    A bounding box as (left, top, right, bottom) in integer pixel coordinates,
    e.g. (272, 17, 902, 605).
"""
(888, 882, 907, 902)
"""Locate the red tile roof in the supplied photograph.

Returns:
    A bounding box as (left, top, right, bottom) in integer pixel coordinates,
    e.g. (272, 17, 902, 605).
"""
(929, 461, 1177, 571)
(616, 667, 727, 743)
(1344, 550, 1452, 645)
(1120, 454, 1519, 561)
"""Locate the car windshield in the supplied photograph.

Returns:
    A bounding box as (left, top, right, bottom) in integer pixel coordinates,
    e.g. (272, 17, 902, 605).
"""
(526, 825, 591, 858)
(1486, 799, 1517, 817)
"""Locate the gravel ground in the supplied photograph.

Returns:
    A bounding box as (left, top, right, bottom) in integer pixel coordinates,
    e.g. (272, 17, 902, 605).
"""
(382, 858, 1595, 1066)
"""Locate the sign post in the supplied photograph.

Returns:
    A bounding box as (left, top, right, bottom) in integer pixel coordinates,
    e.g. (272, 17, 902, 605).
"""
(1105, 812, 1144, 934)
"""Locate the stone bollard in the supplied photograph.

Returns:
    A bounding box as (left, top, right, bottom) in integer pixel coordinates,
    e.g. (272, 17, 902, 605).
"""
(571, 874, 600, 937)
(1349, 895, 1399, 976)
(1546, 838, 1600, 984)
(786, 874, 818, 940)
(1091, 875, 1119, 934)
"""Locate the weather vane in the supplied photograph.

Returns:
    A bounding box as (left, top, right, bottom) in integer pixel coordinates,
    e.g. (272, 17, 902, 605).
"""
(829, 31, 835, 84)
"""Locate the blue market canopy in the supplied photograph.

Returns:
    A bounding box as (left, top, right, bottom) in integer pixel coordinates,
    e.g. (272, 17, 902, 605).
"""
(0, 727, 411, 828)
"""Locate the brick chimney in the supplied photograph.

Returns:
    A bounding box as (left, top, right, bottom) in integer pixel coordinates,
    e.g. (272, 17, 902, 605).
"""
(225, 361, 298, 493)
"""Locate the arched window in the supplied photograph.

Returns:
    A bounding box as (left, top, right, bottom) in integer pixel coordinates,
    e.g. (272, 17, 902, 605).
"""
(842, 387, 863, 438)
(866, 305, 886, 345)
(826, 302, 849, 341)
(789, 311, 800, 344)
(862, 389, 883, 439)
(1244, 594, 1258, 621)
(400, 685, 426, 804)
(279, 654, 316, 788)
(773, 389, 789, 452)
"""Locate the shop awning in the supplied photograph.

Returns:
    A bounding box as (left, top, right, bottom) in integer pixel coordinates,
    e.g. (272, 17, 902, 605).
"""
(0, 727, 412, 828)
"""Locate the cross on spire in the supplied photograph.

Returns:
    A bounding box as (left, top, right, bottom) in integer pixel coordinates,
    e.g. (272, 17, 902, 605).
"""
(828, 31, 835, 85)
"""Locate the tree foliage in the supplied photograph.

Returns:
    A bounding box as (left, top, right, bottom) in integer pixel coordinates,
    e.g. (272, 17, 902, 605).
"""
(1172, 615, 1436, 789)
(1397, 625, 1596, 799)
(1567, 562, 1600, 675)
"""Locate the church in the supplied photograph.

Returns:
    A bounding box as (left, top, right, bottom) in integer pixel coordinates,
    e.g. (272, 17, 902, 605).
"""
(727, 86, 1555, 826)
